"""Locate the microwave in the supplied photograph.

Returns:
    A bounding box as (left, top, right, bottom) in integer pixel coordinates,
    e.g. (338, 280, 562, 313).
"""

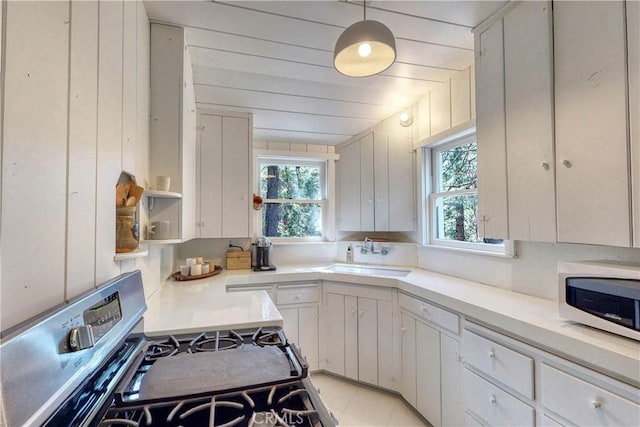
(558, 261, 640, 341)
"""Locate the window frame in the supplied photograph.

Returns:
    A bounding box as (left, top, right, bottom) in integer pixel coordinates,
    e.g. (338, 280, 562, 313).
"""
(425, 132, 513, 256)
(256, 156, 328, 242)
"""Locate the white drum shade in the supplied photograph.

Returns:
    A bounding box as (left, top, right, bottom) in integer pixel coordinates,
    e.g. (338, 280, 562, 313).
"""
(334, 20, 396, 77)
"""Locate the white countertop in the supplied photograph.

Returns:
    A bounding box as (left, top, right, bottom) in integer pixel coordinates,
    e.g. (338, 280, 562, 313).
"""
(143, 273, 282, 337)
(145, 263, 640, 386)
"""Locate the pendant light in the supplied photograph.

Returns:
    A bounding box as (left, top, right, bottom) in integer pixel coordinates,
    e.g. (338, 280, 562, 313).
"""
(334, 1, 396, 77)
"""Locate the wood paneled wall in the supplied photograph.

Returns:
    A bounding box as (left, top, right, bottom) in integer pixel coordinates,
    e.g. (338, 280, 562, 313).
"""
(0, 1, 151, 330)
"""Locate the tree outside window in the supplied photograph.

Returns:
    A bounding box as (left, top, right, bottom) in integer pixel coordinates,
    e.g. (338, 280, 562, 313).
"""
(259, 161, 324, 239)
(431, 136, 503, 246)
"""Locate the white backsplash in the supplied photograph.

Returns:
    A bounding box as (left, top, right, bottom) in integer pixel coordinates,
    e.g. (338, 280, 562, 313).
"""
(335, 241, 418, 267)
(419, 241, 640, 301)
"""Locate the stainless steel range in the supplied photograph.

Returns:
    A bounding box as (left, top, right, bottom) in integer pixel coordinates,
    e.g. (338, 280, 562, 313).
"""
(0, 271, 337, 427)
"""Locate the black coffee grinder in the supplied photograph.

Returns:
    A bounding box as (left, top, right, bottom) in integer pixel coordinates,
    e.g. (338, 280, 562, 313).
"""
(251, 236, 276, 271)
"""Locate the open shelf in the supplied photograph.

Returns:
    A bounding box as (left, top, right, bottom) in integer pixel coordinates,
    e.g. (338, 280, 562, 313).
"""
(114, 247, 149, 261)
(141, 239, 182, 245)
(144, 189, 182, 199)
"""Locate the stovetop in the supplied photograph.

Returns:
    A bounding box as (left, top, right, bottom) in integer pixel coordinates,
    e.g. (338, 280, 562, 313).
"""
(115, 327, 307, 406)
(1, 271, 336, 427)
(99, 380, 323, 427)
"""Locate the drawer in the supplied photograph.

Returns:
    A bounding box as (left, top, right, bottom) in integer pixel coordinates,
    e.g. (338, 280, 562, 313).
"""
(276, 288, 319, 305)
(464, 369, 534, 427)
(399, 293, 459, 335)
(541, 363, 640, 427)
(463, 330, 534, 399)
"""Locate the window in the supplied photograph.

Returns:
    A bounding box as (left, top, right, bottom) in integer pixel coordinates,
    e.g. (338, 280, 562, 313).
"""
(258, 159, 326, 240)
(429, 133, 506, 253)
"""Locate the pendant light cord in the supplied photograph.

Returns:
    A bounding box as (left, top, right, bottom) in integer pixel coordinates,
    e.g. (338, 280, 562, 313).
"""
(363, 1, 367, 20)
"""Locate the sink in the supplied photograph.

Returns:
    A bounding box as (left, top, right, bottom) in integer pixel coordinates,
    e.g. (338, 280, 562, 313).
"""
(324, 264, 411, 277)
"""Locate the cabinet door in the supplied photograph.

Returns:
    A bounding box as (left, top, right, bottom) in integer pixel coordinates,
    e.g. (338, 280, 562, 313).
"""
(324, 292, 345, 376)
(504, 1, 556, 242)
(400, 313, 417, 407)
(629, 0, 640, 248)
(476, 19, 508, 240)
(198, 114, 223, 238)
(337, 140, 361, 230)
(373, 133, 390, 231)
(221, 116, 250, 238)
(377, 299, 395, 390)
(441, 334, 463, 427)
(180, 43, 197, 241)
(345, 295, 359, 380)
(388, 134, 415, 231)
(358, 297, 379, 385)
(279, 307, 299, 345)
(298, 306, 319, 371)
(416, 320, 441, 426)
(360, 134, 375, 231)
(554, 1, 631, 247)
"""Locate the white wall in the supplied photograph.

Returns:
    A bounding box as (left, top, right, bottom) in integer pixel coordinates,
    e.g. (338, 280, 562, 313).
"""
(419, 242, 640, 301)
(0, 1, 165, 331)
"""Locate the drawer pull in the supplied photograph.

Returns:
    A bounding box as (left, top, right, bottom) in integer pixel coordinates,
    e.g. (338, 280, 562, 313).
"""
(400, 326, 407, 333)
(590, 400, 602, 409)
(490, 395, 497, 405)
(488, 351, 496, 359)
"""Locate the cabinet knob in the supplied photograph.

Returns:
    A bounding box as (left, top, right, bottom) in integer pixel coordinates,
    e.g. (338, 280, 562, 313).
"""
(562, 160, 572, 168)
(400, 326, 407, 333)
(295, 294, 301, 300)
(358, 310, 364, 317)
(490, 395, 497, 405)
(351, 309, 356, 316)
(590, 400, 602, 409)
(488, 351, 496, 359)
(541, 162, 550, 171)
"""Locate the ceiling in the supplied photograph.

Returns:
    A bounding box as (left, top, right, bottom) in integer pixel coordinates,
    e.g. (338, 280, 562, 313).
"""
(143, 0, 507, 145)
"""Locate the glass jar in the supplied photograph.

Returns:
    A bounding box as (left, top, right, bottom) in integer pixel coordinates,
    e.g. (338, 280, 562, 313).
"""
(116, 207, 139, 253)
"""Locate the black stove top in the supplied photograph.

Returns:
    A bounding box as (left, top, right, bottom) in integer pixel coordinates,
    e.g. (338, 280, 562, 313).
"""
(99, 380, 323, 427)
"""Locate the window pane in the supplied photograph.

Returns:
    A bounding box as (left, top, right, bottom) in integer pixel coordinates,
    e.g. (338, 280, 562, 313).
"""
(439, 141, 477, 192)
(262, 203, 322, 238)
(260, 164, 321, 200)
(435, 193, 481, 242)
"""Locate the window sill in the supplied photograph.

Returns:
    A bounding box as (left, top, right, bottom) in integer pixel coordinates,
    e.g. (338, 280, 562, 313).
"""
(420, 242, 516, 259)
(270, 240, 334, 246)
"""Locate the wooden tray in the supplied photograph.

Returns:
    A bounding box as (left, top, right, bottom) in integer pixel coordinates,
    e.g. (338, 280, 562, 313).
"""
(172, 264, 223, 281)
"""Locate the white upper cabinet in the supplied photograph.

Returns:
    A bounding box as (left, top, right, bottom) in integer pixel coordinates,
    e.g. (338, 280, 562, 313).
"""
(149, 23, 197, 242)
(554, 0, 631, 247)
(475, 0, 636, 247)
(337, 132, 414, 232)
(475, 18, 508, 240)
(196, 110, 252, 238)
(504, 1, 556, 243)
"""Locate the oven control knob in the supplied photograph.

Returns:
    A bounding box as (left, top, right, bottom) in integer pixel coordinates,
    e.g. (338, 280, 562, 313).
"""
(68, 325, 95, 351)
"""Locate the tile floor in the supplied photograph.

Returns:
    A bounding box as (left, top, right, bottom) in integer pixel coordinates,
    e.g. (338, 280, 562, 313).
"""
(310, 373, 429, 427)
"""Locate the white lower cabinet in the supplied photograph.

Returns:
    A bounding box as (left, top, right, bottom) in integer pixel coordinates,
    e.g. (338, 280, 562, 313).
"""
(323, 282, 397, 390)
(399, 293, 462, 427)
(541, 363, 640, 427)
(463, 322, 640, 427)
(225, 282, 320, 371)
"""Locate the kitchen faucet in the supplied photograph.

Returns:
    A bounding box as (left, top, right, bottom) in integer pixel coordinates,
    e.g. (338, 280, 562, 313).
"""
(358, 237, 389, 255)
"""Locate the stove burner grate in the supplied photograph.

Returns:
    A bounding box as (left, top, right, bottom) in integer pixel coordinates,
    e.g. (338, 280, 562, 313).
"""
(100, 382, 320, 427)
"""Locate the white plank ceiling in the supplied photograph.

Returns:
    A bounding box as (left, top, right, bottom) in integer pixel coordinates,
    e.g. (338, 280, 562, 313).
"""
(143, 0, 506, 145)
